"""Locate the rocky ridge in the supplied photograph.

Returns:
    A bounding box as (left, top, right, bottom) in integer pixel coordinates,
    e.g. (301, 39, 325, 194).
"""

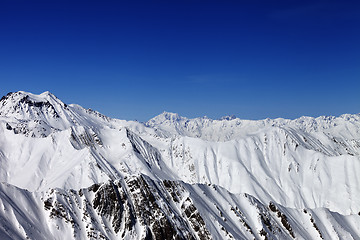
(0, 91, 359, 239)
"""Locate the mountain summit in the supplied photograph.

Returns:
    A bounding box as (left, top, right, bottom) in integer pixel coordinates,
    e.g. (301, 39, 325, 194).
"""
(0, 91, 359, 239)
(0, 91, 66, 120)
(0, 91, 112, 137)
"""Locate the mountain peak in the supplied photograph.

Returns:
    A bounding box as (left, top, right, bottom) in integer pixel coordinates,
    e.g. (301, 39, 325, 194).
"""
(162, 111, 181, 120)
(149, 111, 183, 123)
(0, 91, 116, 137)
(1, 91, 61, 105)
(0, 91, 67, 119)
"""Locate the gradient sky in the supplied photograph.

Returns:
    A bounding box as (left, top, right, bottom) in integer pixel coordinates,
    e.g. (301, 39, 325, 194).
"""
(1, 1, 359, 121)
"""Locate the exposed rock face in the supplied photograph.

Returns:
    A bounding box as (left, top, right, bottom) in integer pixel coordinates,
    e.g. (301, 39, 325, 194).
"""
(2, 175, 357, 239)
(39, 177, 212, 240)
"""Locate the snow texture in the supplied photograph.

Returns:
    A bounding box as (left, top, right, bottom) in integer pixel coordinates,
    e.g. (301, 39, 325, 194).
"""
(0, 91, 359, 239)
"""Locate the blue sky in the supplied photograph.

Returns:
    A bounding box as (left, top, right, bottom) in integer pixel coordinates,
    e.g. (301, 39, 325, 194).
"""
(1, 1, 359, 121)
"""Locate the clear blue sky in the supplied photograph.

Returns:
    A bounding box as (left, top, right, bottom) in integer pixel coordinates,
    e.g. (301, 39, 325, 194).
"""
(1, 1, 359, 121)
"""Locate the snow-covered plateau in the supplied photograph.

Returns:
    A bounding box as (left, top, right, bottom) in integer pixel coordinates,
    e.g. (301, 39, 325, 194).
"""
(0, 91, 359, 239)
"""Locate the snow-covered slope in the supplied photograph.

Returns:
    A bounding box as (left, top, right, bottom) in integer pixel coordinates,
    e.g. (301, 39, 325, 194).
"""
(146, 111, 360, 143)
(0, 91, 359, 239)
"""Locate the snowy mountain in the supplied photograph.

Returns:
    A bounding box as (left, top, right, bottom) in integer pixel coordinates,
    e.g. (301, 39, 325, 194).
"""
(0, 91, 359, 239)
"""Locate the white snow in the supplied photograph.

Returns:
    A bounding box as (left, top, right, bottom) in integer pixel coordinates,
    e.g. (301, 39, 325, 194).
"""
(0, 91, 359, 239)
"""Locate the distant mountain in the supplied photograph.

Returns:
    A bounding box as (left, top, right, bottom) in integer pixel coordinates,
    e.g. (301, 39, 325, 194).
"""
(0, 91, 359, 239)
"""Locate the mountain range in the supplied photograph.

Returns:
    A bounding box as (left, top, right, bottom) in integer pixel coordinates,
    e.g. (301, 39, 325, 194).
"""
(0, 91, 359, 239)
